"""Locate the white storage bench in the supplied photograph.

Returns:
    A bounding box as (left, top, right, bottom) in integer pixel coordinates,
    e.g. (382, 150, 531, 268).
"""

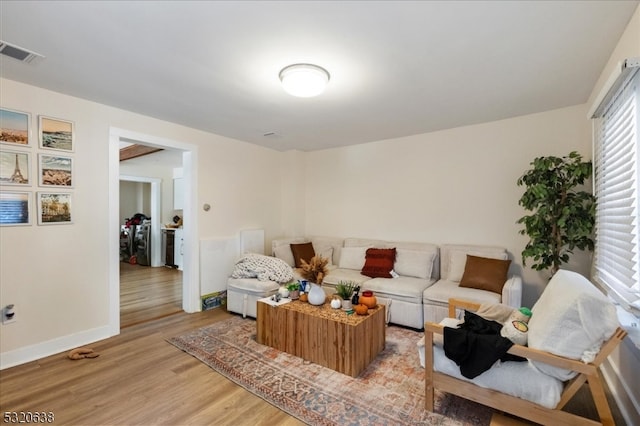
(226, 277, 279, 318)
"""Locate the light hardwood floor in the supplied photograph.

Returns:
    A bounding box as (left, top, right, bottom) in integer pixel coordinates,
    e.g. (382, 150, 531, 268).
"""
(0, 309, 304, 426)
(1, 269, 627, 426)
(0, 308, 627, 425)
(120, 262, 183, 328)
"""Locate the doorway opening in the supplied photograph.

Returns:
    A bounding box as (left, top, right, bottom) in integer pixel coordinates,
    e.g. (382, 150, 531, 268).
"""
(108, 127, 200, 335)
(118, 175, 182, 328)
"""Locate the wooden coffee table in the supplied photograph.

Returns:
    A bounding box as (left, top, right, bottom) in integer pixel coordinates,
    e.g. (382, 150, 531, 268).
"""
(256, 299, 386, 377)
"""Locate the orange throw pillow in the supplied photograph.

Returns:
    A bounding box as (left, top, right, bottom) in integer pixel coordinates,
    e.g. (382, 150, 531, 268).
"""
(459, 255, 511, 294)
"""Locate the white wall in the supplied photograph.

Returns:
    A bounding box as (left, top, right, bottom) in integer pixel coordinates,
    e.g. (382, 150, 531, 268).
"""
(119, 151, 181, 225)
(0, 78, 285, 366)
(304, 104, 592, 307)
(119, 181, 151, 224)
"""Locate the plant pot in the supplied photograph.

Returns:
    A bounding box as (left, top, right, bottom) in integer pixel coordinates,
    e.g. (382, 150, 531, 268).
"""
(341, 299, 352, 310)
(289, 290, 300, 300)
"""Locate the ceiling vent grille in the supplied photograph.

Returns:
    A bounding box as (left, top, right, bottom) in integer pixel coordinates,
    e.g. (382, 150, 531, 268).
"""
(0, 41, 44, 64)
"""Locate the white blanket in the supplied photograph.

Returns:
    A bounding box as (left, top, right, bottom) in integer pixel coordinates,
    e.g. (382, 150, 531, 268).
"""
(231, 254, 293, 283)
(528, 270, 618, 380)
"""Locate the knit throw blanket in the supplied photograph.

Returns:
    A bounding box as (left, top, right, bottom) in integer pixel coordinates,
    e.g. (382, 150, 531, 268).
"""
(231, 254, 293, 283)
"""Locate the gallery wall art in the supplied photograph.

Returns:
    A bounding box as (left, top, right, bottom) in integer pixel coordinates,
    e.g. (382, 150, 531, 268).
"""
(0, 108, 75, 226)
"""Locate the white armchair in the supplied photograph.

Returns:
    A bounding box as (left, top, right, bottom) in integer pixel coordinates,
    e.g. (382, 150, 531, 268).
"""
(424, 270, 626, 426)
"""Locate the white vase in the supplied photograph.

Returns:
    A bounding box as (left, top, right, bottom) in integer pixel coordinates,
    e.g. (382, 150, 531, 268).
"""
(308, 283, 326, 305)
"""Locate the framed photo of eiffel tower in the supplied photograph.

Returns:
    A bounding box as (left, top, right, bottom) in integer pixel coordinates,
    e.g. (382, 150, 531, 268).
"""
(0, 149, 31, 186)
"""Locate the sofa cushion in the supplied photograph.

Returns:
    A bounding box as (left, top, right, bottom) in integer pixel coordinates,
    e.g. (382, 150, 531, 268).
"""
(440, 244, 508, 282)
(227, 277, 280, 293)
(364, 276, 434, 303)
(316, 247, 334, 266)
(273, 244, 296, 267)
(423, 279, 501, 306)
(362, 248, 397, 278)
(459, 255, 511, 294)
(272, 237, 308, 266)
(321, 268, 370, 286)
(310, 236, 343, 266)
(290, 242, 315, 268)
(528, 270, 618, 381)
(394, 248, 435, 279)
(338, 246, 368, 270)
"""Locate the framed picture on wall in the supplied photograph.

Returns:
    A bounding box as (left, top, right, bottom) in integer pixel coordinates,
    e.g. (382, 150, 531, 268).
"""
(0, 149, 30, 185)
(0, 191, 32, 226)
(39, 154, 72, 187)
(1, 108, 31, 147)
(37, 192, 72, 225)
(39, 115, 74, 152)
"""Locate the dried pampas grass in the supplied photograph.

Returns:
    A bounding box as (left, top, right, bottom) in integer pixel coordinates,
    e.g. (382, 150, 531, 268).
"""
(300, 255, 329, 284)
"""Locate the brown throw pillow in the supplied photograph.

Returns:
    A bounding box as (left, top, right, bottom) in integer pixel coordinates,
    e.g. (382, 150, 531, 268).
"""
(290, 242, 315, 268)
(361, 248, 397, 278)
(459, 255, 511, 294)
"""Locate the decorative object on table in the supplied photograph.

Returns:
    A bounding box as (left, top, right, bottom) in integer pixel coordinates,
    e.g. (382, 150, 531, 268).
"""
(330, 295, 342, 309)
(299, 254, 329, 284)
(278, 286, 289, 298)
(286, 281, 300, 300)
(307, 282, 326, 305)
(517, 151, 595, 277)
(355, 303, 369, 315)
(359, 290, 377, 309)
(270, 293, 282, 303)
(351, 285, 361, 305)
(335, 280, 357, 310)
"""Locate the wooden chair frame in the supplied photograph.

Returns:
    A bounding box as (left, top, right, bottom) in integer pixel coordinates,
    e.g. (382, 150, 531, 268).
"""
(424, 298, 627, 426)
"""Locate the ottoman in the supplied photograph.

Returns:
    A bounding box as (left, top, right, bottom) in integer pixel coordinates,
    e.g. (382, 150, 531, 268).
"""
(226, 277, 280, 318)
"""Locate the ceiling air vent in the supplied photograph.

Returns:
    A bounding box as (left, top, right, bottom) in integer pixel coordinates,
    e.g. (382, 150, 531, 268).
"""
(0, 41, 44, 63)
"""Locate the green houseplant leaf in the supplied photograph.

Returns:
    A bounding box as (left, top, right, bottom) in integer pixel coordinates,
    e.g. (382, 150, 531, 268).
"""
(516, 151, 595, 276)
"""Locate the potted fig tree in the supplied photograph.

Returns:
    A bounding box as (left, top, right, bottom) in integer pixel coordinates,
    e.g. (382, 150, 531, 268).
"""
(516, 151, 595, 277)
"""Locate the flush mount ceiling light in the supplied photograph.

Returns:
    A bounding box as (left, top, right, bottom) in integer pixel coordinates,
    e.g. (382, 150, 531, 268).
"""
(279, 63, 330, 98)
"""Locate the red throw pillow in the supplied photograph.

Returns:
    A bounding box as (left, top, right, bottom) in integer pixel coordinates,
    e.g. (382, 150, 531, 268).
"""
(290, 242, 315, 268)
(361, 248, 397, 278)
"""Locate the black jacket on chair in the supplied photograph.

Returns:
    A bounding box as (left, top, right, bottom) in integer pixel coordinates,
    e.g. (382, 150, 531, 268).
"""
(443, 310, 525, 379)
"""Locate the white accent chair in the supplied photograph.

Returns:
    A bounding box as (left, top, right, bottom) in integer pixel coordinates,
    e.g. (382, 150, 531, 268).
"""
(424, 270, 626, 426)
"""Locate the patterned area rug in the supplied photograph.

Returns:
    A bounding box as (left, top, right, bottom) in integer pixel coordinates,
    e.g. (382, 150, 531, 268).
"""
(167, 315, 493, 426)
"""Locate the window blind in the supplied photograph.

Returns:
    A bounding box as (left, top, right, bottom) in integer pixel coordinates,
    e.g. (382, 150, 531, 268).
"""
(593, 69, 640, 311)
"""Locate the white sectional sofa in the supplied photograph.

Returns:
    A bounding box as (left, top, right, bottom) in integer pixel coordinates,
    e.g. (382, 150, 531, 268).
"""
(422, 244, 522, 323)
(227, 236, 522, 329)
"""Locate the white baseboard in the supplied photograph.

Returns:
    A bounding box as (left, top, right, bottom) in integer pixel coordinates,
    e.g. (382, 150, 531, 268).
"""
(0, 325, 116, 370)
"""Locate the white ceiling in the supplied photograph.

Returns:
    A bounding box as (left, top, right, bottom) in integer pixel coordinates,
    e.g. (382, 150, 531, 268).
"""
(1, 1, 638, 152)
